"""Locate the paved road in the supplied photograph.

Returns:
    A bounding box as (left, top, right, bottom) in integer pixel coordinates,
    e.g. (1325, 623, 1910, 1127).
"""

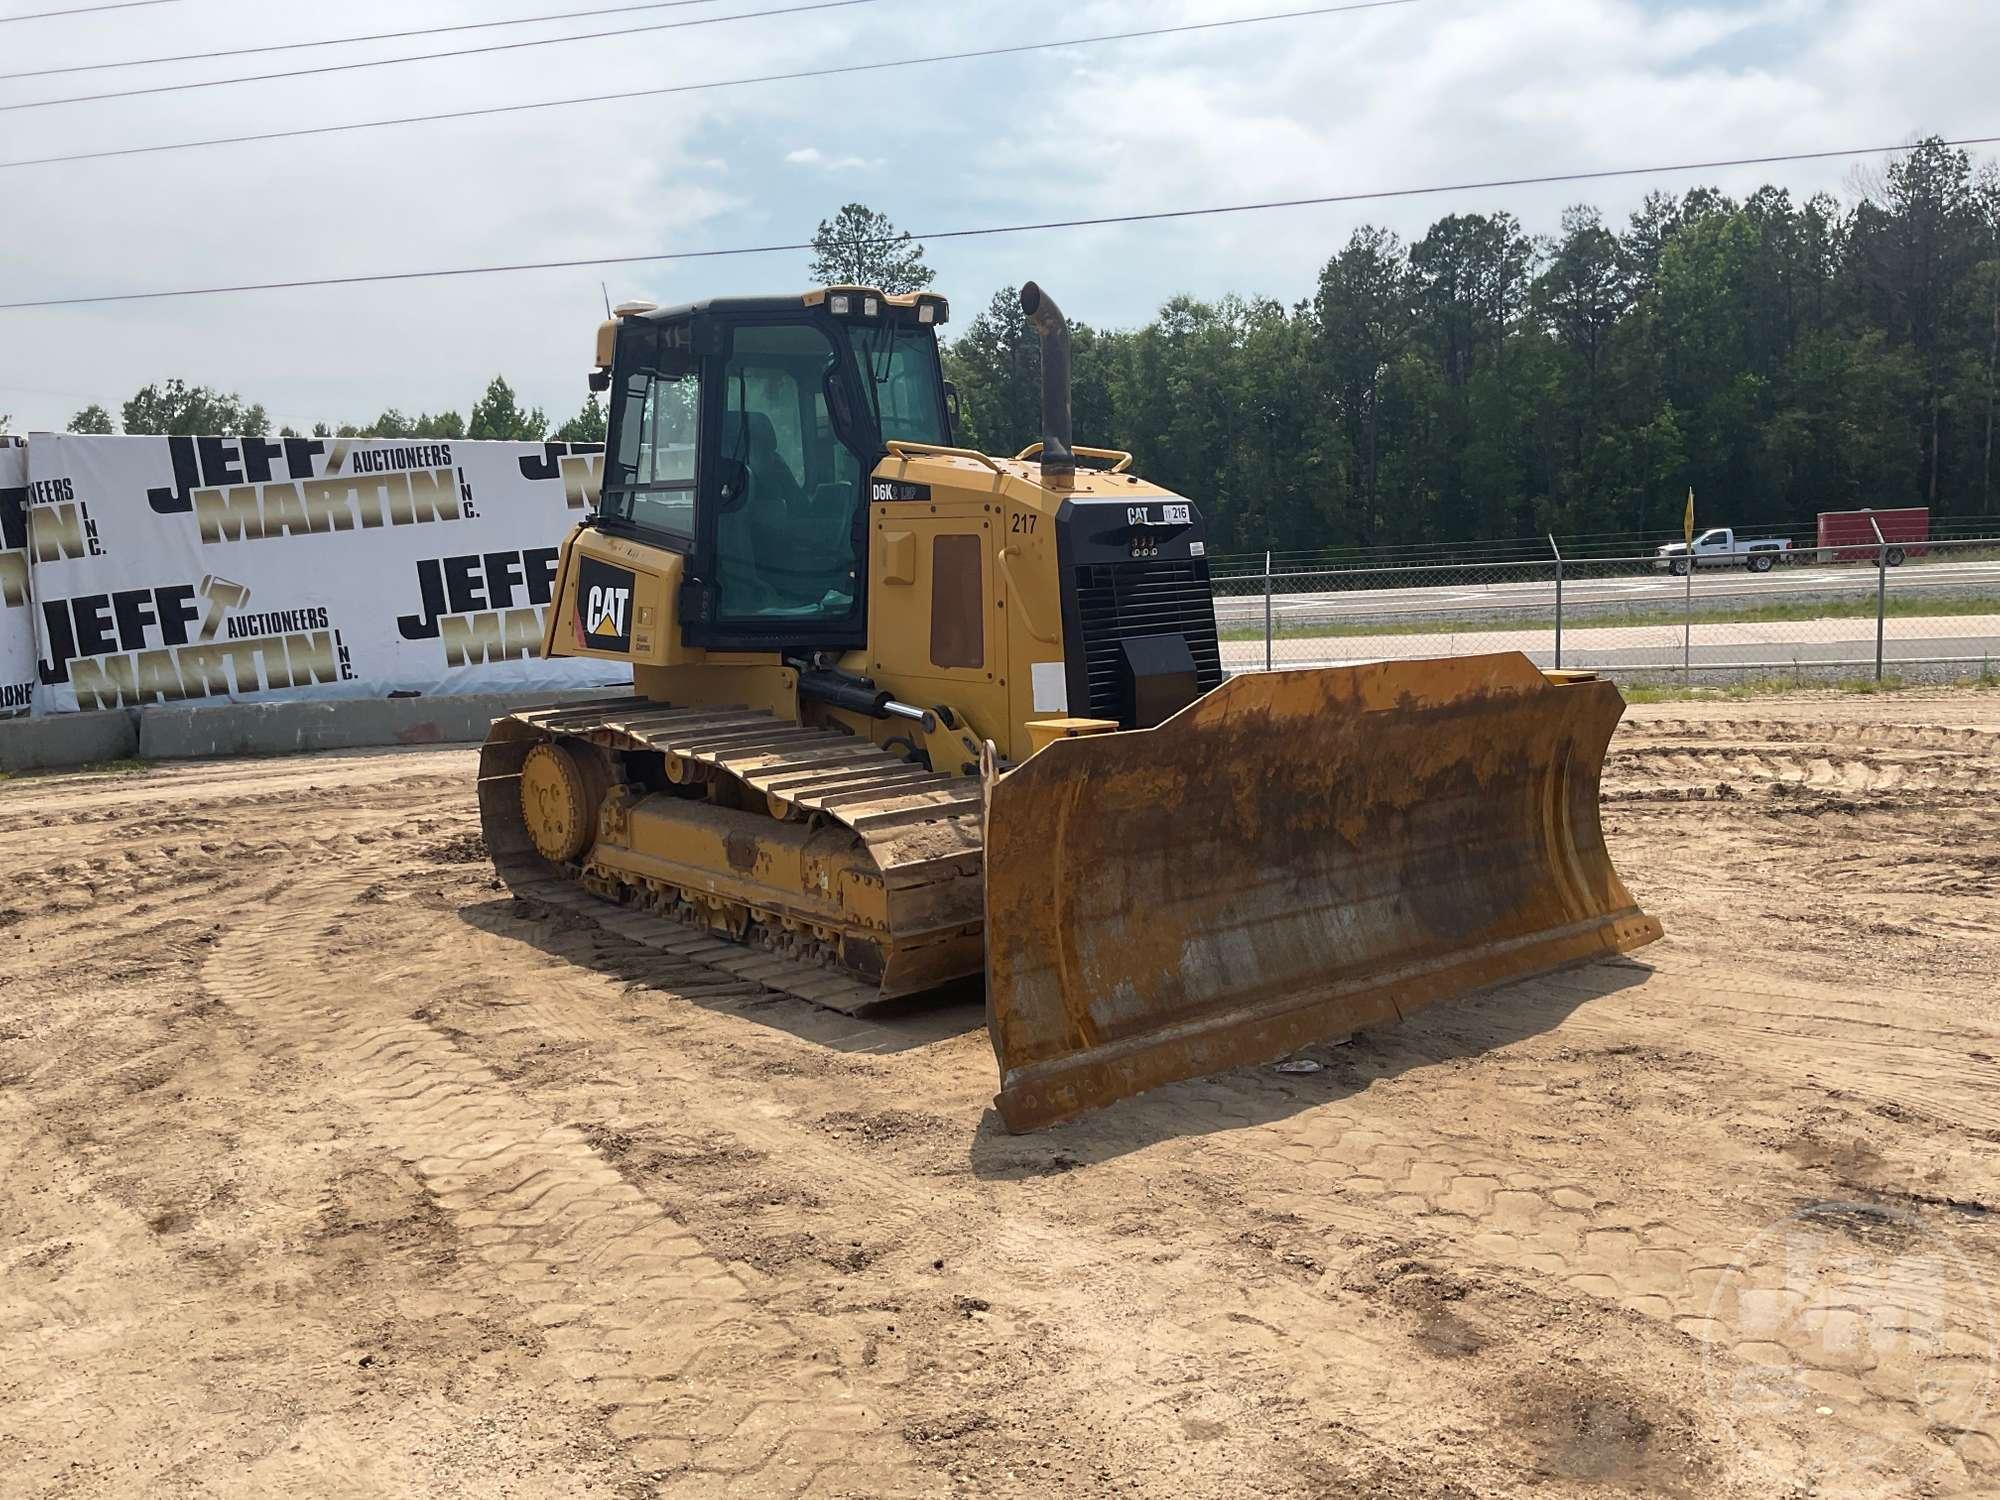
(1211, 555, 2000, 627)
(1221, 613, 2000, 676)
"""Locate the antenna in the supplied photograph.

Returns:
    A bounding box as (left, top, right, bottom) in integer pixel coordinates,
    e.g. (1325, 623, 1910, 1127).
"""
(600, 281, 611, 317)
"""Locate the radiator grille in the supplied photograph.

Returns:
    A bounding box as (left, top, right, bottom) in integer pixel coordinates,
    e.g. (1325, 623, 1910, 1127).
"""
(1069, 557, 1224, 718)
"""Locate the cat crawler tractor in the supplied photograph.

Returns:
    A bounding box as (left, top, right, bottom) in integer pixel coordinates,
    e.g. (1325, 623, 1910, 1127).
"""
(479, 281, 1661, 1130)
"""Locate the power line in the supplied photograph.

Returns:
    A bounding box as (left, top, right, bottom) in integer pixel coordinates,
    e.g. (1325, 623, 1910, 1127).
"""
(0, 1, 1419, 167)
(7, 135, 1995, 313)
(3, 0, 881, 112)
(1, 0, 180, 20)
(0, 0, 735, 81)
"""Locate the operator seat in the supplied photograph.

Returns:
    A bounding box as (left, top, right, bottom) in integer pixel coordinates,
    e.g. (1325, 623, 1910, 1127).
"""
(718, 410, 814, 612)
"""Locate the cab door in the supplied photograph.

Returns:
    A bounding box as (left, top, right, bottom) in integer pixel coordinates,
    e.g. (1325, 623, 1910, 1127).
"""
(683, 317, 870, 653)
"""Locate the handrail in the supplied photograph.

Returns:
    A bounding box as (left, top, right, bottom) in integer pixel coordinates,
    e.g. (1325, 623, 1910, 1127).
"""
(883, 438, 1003, 474)
(1013, 441, 1134, 473)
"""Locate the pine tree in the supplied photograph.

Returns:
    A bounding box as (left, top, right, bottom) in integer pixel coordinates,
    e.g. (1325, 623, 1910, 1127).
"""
(808, 204, 935, 294)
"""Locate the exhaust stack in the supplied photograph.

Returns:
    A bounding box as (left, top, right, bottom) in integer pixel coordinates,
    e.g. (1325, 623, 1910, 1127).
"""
(1019, 281, 1075, 490)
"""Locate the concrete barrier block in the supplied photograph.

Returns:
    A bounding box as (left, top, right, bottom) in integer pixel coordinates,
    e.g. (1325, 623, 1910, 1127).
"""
(0, 709, 141, 772)
(0, 687, 633, 772)
(136, 688, 632, 762)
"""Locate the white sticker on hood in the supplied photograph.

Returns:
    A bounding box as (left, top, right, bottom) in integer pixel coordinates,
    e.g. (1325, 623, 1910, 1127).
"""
(1031, 660, 1068, 713)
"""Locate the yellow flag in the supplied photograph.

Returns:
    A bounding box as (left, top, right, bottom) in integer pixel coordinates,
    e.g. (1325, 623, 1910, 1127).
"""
(1684, 489, 1695, 544)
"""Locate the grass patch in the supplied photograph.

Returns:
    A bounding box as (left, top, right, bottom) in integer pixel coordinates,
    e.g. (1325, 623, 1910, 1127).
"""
(1621, 670, 2000, 704)
(0, 755, 151, 787)
(78, 757, 151, 776)
(1218, 591, 2000, 642)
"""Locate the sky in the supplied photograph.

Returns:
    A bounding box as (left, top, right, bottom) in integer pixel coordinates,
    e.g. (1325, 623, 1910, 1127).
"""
(0, 0, 1995, 435)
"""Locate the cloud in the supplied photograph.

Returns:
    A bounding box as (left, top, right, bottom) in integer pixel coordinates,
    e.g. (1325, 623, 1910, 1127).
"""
(786, 147, 880, 172)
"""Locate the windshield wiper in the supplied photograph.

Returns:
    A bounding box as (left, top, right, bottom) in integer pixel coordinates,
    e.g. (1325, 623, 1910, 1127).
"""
(860, 322, 898, 425)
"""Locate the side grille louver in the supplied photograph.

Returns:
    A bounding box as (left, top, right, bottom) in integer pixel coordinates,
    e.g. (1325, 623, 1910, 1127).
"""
(1069, 557, 1224, 718)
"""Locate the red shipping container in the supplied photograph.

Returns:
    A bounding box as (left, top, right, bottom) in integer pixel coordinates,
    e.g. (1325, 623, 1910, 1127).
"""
(1816, 507, 1929, 565)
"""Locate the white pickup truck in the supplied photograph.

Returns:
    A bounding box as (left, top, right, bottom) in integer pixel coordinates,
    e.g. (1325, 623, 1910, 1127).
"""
(1654, 527, 1793, 574)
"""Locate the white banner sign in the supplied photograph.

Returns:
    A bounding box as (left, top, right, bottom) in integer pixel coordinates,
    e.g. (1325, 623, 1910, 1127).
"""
(1, 442, 32, 718)
(24, 433, 630, 714)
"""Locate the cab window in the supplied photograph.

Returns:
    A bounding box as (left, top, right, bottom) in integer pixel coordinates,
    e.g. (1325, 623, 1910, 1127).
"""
(714, 323, 863, 624)
(603, 323, 697, 541)
(845, 322, 947, 446)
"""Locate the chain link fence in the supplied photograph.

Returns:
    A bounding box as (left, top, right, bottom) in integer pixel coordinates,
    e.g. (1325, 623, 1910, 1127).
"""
(1214, 535, 2000, 686)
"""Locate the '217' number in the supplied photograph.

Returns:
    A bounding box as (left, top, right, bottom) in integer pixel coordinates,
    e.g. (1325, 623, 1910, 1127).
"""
(1010, 512, 1038, 534)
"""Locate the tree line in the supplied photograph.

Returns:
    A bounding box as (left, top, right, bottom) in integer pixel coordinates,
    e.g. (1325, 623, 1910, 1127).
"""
(940, 138, 2000, 553)
(55, 376, 604, 445)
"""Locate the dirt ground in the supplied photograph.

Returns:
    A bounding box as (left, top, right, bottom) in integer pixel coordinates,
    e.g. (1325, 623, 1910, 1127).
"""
(4, 688, 1999, 1499)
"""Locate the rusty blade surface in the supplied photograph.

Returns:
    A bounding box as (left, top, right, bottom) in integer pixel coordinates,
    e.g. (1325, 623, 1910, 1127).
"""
(982, 654, 1663, 1132)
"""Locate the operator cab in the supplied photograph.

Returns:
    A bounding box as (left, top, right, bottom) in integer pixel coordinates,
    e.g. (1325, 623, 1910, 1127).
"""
(591, 287, 952, 653)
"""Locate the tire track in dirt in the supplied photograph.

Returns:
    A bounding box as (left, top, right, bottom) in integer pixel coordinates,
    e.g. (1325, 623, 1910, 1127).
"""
(0, 762, 468, 839)
(412, 903, 1775, 1498)
(1612, 706, 2000, 806)
(11, 700, 2000, 1496)
(1544, 958, 2000, 1138)
(0, 829, 402, 1493)
(1604, 709, 2000, 999)
(435, 819, 2000, 1492)
(1062, 1023, 2000, 1490)
(359, 904, 1364, 1495)
(1629, 717, 2000, 753)
(202, 876, 942, 1499)
(1606, 744, 2000, 796)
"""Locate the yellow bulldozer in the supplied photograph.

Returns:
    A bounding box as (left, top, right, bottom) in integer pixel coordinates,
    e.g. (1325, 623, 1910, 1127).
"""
(480, 281, 1661, 1130)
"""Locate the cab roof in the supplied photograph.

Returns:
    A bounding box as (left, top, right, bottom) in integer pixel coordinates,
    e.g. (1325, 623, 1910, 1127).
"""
(616, 286, 949, 326)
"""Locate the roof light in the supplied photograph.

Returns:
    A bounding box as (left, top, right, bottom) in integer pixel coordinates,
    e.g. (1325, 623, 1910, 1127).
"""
(917, 303, 935, 324)
(612, 299, 657, 317)
(863, 296, 880, 317)
(829, 293, 851, 315)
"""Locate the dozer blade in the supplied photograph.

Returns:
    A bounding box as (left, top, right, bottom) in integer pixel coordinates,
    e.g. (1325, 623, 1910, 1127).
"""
(982, 654, 1662, 1131)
